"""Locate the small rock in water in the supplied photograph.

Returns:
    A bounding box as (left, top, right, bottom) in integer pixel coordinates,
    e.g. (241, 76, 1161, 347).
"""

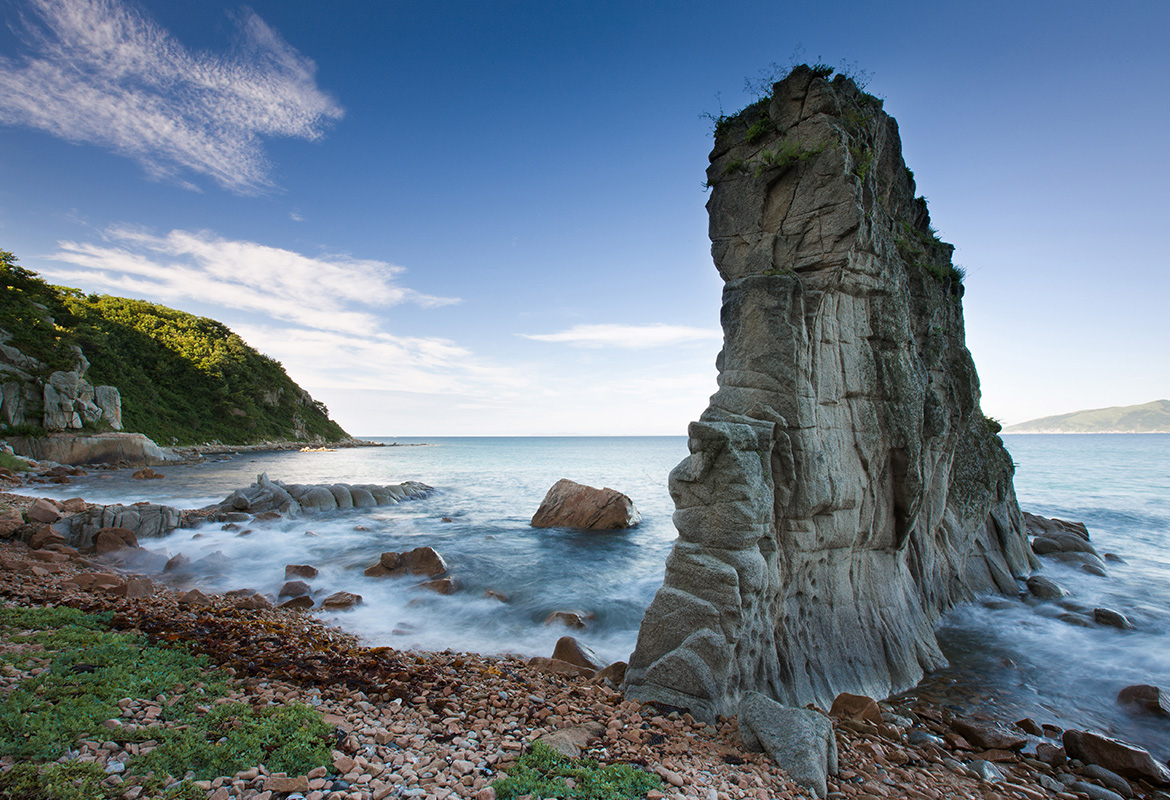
(530, 478, 641, 530)
(279, 580, 311, 598)
(1081, 562, 1109, 577)
(321, 591, 362, 610)
(1015, 717, 1043, 736)
(1117, 684, 1170, 717)
(1103, 552, 1126, 563)
(544, 610, 590, 629)
(1026, 574, 1068, 600)
(483, 589, 509, 603)
(285, 564, 319, 579)
(1063, 728, 1170, 784)
(1093, 608, 1135, 630)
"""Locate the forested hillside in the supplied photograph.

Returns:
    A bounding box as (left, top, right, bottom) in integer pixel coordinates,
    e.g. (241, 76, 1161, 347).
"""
(1, 250, 348, 445)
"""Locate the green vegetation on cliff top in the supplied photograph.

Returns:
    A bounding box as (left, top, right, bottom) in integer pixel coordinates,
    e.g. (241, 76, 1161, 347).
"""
(1, 249, 348, 445)
(1004, 400, 1170, 434)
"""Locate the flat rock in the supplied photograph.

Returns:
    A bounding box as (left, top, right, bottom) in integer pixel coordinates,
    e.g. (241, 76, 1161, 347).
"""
(738, 691, 837, 799)
(530, 478, 641, 530)
(950, 718, 1026, 751)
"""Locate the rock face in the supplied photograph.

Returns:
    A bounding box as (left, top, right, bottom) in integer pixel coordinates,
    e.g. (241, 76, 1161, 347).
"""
(624, 66, 1037, 719)
(530, 478, 641, 530)
(0, 332, 122, 432)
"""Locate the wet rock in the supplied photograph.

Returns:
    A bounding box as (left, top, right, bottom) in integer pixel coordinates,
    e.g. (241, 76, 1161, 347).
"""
(1093, 608, 1135, 630)
(544, 610, 589, 629)
(907, 729, 945, 748)
(1070, 781, 1126, 800)
(1060, 612, 1095, 628)
(1026, 575, 1068, 600)
(950, 718, 1026, 751)
(1117, 684, 1170, 716)
(1062, 728, 1170, 784)
(530, 478, 641, 530)
(279, 595, 314, 610)
(416, 578, 458, 595)
(829, 692, 883, 725)
(552, 636, 606, 672)
(1081, 562, 1109, 577)
(321, 591, 362, 610)
(969, 759, 1003, 782)
(279, 580, 311, 598)
(483, 589, 509, 603)
(371, 546, 448, 578)
(738, 691, 837, 799)
(28, 527, 68, 550)
(164, 553, 191, 572)
(131, 467, 164, 479)
(1081, 764, 1133, 798)
(1015, 717, 1043, 736)
(285, 564, 319, 579)
(93, 526, 139, 554)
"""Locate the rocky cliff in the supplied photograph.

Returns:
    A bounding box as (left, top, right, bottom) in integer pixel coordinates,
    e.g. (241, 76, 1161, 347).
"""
(1, 251, 348, 447)
(624, 66, 1037, 720)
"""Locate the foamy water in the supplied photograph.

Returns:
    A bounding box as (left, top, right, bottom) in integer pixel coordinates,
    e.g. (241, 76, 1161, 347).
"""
(20, 433, 1170, 759)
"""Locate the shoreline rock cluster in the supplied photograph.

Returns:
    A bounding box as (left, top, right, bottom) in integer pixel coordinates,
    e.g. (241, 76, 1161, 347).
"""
(2, 524, 1169, 800)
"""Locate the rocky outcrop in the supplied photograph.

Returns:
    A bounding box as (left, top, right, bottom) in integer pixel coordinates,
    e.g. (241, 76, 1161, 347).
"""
(210, 473, 433, 516)
(8, 432, 173, 467)
(624, 66, 1037, 719)
(0, 332, 122, 432)
(54, 501, 183, 548)
(530, 478, 641, 530)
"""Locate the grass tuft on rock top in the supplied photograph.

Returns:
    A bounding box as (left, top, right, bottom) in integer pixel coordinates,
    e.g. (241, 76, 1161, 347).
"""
(0, 452, 31, 473)
(0, 604, 332, 798)
(492, 741, 662, 800)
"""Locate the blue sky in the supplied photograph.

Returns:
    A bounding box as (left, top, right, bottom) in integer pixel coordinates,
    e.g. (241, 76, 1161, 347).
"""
(1, 0, 1166, 435)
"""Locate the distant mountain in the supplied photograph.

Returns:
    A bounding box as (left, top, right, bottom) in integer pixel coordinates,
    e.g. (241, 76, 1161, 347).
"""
(1004, 400, 1170, 434)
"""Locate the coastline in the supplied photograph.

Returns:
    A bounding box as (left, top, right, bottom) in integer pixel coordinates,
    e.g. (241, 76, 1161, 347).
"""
(0, 529, 1131, 800)
(3, 472, 1169, 800)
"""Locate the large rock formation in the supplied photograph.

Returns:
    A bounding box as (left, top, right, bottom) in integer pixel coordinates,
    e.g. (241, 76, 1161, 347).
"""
(0, 332, 122, 432)
(624, 66, 1037, 720)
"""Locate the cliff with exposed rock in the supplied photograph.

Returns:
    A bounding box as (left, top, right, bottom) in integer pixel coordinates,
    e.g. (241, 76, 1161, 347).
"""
(624, 66, 1037, 720)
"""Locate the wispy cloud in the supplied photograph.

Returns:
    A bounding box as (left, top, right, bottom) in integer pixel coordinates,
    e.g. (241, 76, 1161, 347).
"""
(0, 0, 342, 193)
(521, 323, 722, 348)
(45, 228, 458, 337)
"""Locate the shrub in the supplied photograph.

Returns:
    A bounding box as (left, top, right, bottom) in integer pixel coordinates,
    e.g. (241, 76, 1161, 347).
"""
(492, 742, 662, 800)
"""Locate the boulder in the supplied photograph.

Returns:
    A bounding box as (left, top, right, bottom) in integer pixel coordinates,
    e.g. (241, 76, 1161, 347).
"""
(370, 546, 448, 578)
(530, 478, 641, 530)
(829, 693, 883, 725)
(1026, 575, 1068, 600)
(26, 498, 62, 525)
(551, 636, 606, 672)
(321, 591, 362, 610)
(1117, 684, 1170, 716)
(623, 67, 1037, 719)
(1062, 729, 1170, 784)
(0, 509, 23, 537)
(177, 589, 212, 607)
(9, 432, 170, 466)
(738, 691, 837, 798)
(590, 661, 628, 686)
(279, 580, 311, 598)
(1080, 765, 1133, 799)
(93, 527, 139, 555)
(285, 564, 319, 579)
(279, 595, 314, 610)
(526, 656, 594, 679)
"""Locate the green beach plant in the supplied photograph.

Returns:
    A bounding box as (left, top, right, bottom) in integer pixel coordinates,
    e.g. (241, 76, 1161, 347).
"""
(492, 741, 662, 800)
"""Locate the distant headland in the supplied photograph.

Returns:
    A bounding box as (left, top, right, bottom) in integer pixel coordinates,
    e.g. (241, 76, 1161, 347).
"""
(1004, 399, 1170, 434)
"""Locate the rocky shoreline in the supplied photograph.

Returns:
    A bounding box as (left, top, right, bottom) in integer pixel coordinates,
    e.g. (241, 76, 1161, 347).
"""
(2, 482, 1169, 800)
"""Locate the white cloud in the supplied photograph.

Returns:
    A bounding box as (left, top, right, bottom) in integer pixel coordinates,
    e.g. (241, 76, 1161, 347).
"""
(521, 323, 722, 348)
(0, 0, 342, 193)
(44, 227, 458, 337)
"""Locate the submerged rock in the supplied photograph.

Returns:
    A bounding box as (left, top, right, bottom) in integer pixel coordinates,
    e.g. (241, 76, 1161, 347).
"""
(530, 478, 641, 530)
(1117, 684, 1170, 717)
(624, 65, 1037, 719)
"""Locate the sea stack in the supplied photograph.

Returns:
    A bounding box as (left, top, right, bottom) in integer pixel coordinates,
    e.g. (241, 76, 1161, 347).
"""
(624, 66, 1037, 720)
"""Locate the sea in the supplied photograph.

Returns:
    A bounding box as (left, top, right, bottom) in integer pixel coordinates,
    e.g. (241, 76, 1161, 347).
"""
(19, 433, 1170, 759)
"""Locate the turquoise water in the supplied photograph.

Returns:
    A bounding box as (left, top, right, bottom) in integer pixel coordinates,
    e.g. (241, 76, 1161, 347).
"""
(23, 433, 1170, 757)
